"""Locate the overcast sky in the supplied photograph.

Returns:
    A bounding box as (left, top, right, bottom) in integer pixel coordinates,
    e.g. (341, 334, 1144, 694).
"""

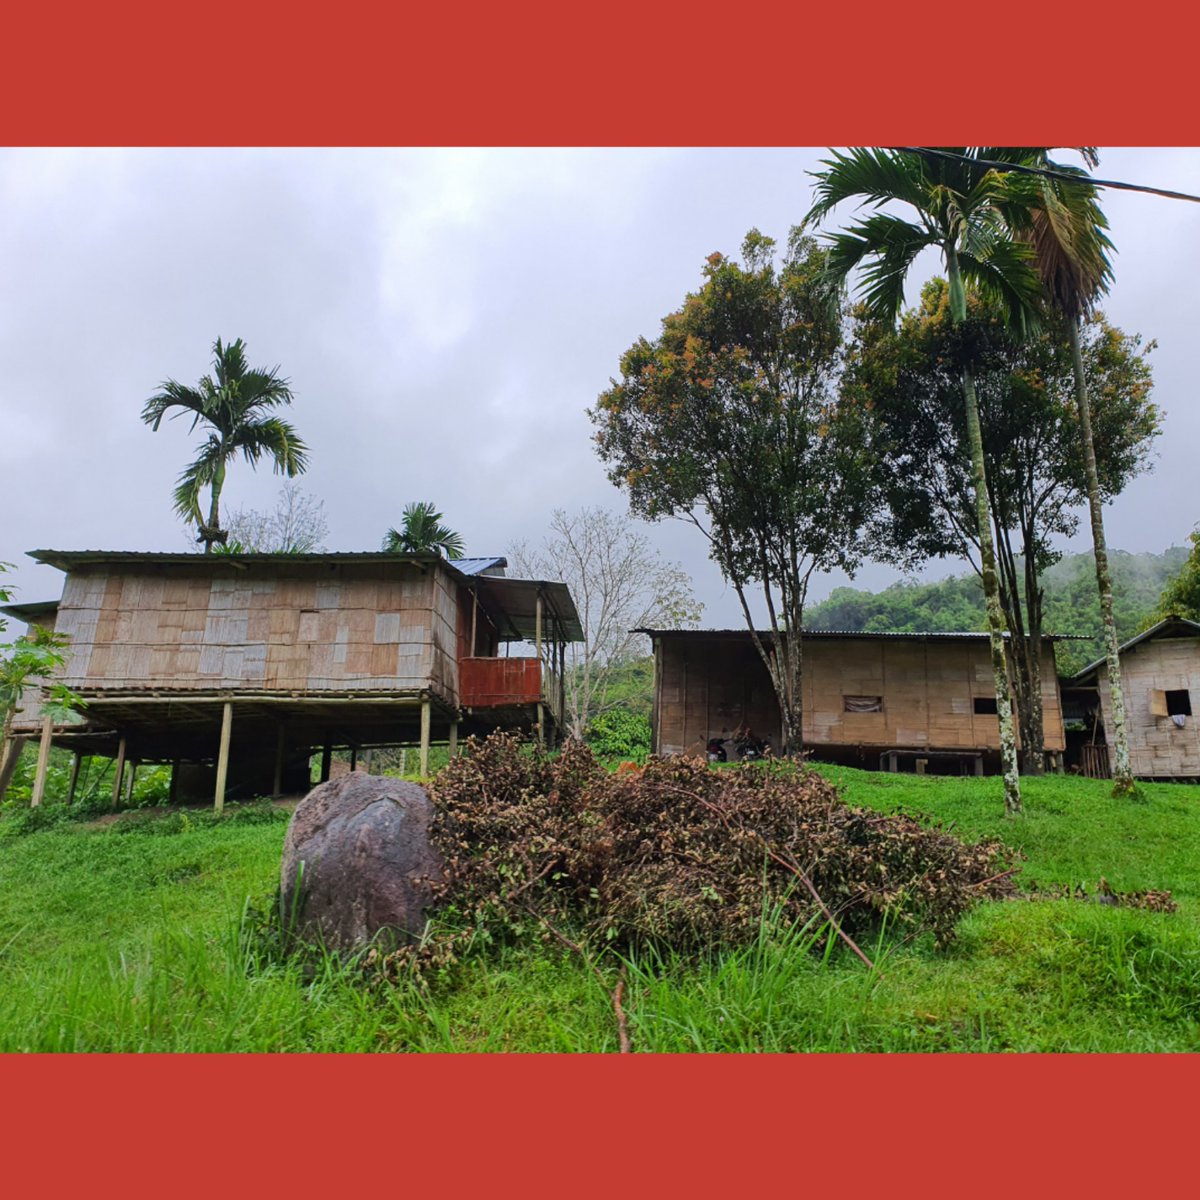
(1, 147, 1197, 626)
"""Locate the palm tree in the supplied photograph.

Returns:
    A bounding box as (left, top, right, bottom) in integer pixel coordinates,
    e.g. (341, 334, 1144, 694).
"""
(142, 338, 309, 553)
(1007, 151, 1137, 795)
(383, 502, 465, 558)
(805, 148, 1049, 816)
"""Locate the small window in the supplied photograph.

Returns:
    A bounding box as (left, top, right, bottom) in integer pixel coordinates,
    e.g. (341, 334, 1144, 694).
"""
(973, 696, 998, 715)
(844, 695, 883, 713)
(1166, 689, 1192, 717)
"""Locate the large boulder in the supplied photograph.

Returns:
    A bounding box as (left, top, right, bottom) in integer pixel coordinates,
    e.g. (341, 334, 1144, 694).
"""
(280, 773, 444, 952)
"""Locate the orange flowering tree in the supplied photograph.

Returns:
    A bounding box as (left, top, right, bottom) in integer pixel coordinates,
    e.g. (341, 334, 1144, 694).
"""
(590, 231, 886, 755)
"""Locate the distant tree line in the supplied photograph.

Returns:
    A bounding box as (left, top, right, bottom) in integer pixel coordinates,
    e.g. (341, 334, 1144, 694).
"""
(806, 546, 1189, 678)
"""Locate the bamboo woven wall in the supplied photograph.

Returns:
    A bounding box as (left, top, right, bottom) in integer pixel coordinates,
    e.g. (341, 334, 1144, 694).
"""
(1096, 636, 1200, 777)
(51, 561, 462, 703)
(654, 635, 1066, 756)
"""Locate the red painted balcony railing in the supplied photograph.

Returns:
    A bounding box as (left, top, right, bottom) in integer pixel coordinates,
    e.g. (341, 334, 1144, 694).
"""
(459, 657, 562, 724)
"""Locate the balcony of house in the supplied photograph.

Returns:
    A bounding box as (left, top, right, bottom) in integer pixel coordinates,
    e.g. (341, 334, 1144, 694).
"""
(459, 655, 564, 730)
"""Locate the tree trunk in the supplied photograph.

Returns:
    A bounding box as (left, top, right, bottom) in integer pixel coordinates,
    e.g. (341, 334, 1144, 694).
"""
(1069, 317, 1135, 795)
(1023, 553, 1046, 775)
(991, 521, 1044, 774)
(948, 248, 1022, 815)
(203, 460, 226, 554)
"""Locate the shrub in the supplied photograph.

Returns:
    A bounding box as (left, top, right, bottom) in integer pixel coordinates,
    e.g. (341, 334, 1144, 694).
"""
(586, 710, 652, 760)
(425, 732, 1017, 959)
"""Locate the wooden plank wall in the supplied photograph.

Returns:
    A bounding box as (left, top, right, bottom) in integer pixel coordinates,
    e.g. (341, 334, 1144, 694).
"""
(654, 635, 1066, 755)
(51, 562, 461, 703)
(1096, 636, 1200, 777)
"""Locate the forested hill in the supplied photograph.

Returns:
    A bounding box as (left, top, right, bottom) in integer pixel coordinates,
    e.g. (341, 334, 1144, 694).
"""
(806, 547, 1190, 677)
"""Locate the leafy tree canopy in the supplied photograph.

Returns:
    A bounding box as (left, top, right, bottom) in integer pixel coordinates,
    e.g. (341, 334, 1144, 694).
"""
(847, 278, 1159, 576)
(383, 502, 464, 558)
(591, 229, 888, 751)
(142, 337, 308, 553)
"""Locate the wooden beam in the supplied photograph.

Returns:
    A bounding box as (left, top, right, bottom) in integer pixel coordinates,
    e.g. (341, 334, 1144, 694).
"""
(349, 746, 358, 773)
(30, 715, 54, 808)
(214, 701, 233, 814)
(127, 761, 138, 803)
(535, 590, 543, 663)
(448, 720, 458, 758)
(320, 744, 332, 783)
(67, 751, 82, 805)
(420, 698, 431, 776)
(111, 735, 127, 808)
(558, 637, 566, 743)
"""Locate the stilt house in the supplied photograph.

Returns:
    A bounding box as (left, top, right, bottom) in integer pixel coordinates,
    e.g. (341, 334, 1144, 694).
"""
(640, 627, 1069, 774)
(3, 550, 583, 807)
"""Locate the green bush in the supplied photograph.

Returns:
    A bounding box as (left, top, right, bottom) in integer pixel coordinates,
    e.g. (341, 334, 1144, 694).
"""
(586, 709, 651, 759)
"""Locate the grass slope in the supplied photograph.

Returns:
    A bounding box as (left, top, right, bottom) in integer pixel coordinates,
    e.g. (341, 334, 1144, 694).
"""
(1, 770, 1197, 1052)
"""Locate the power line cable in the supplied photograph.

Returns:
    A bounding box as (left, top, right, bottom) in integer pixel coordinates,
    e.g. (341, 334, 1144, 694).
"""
(895, 146, 1200, 204)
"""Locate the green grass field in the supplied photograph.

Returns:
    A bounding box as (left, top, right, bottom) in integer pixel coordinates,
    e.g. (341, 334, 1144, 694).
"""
(1, 768, 1197, 1052)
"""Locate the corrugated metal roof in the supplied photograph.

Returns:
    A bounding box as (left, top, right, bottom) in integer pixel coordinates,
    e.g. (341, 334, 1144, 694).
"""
(28, 549, 501, 571)
(451, 557, 507, 576)
(0, 599, 59, 623)
(635, 627, 1088, 642)
(1069, 616, 1200, 684)
(27, 549, 511, 587)
(470, 575, 585, 642)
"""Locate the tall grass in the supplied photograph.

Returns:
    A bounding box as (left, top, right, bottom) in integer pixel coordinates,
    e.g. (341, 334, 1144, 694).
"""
(1, 771, 1198, 1051)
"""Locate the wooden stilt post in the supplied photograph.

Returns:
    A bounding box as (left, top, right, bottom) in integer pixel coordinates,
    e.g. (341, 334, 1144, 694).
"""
(0, 736, 30, 803)
(31, 715, 54, 808)
(127, 761, 138, 803)
(558, 634, 566, 745)
(420, 698, 431, 777)
(112, 735, 127, 808)
(214, 701, 233, 814)
(320, 744, 332, 783)
(67, 750, 82, 805)
(535, 591, 544, 749)
(364, 748, 374, 775)
(349, 746, 358, 773)
(273, 724, 286, 799)
(448, 720, 458, 758)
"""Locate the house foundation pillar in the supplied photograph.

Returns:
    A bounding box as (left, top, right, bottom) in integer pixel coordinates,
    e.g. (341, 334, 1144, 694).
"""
(214, 701, 233, 813)
(31, 715, 54, 808)
(420, 699, 431, 776)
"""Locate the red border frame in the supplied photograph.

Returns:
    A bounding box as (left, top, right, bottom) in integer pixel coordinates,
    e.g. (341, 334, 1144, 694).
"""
(3, 2, 1197, 1193)
(5, 1054, 1198, 1193)
(3, 3, 1197, 146)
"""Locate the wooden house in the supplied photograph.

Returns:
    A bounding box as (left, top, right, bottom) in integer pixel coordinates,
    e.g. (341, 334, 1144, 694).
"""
(3, 550, 582, 807)
(641, 628, 1069, 774)
(1067, 616, 1200, 780)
